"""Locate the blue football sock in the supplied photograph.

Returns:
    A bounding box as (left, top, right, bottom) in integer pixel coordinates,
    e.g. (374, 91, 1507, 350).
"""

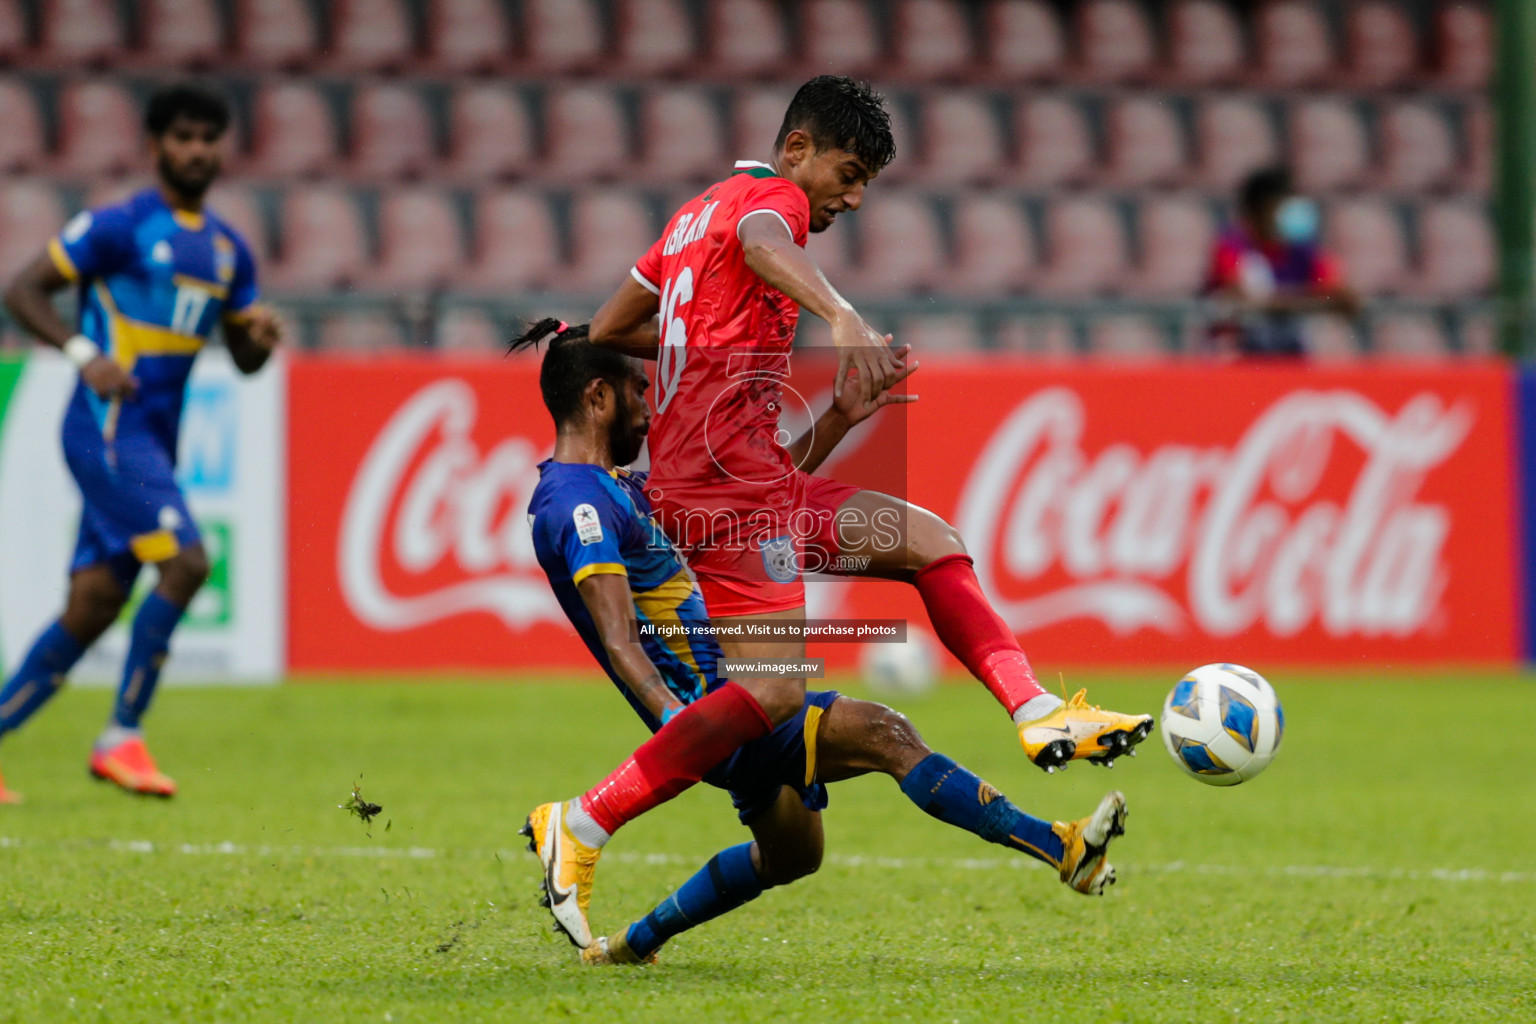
(899, 752, 1066, 868)
(625, 842, 767, 959)
(0, 622, 85, 738)
(111, 592, 183, 731)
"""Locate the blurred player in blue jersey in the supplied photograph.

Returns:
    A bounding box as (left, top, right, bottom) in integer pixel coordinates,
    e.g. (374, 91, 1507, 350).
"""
(512, 319, 1129, 963)
(0, 83, 282, 803)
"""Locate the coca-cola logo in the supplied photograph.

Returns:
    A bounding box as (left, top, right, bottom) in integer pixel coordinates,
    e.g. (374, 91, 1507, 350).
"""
(339, 379, 561, 631)
(956, 388, 1473, 638)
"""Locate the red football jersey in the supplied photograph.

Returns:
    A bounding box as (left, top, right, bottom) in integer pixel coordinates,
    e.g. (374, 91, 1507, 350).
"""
(631, 161, 811, 495)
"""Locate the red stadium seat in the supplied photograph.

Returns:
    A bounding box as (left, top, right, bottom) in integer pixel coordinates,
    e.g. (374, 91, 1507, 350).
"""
(705, 0, 789, 77)
(981, 0, 1065, 81)
(1252, 0, 1334, 87)
(435, 308, 503, 353)
(270, 186, 368, 291)
(522, 0, 605, 73)
(328, 0, 414, 72)
(1376, 101, 1457, 193)
(1325, 199, 1410, 295)
(565, 191, 657, 293)
(1165, 0, 1245, 85)
(733, 87, 796, 156)
(1434, 2, 1491, 89)
(1289, 98, 1369, 192)
(1459, 312, 1495, 355)
(0, 81, 45, 174)
(1126, 197, 1216, 298)
(84, 177, 150, 208)
(1100, 97, 1184, 189)
(318, 312, 407, 351)
(0, 0, 26, 62)
(1414, 201, 1493, 298)
(138, 0, 223, 67)
(799, 0, 881, 76)
(54, 81, 140, 179)
(638, 88, 727, 184)
(462, 190, 561, 293)
(846, 193, 944, 296)
(1191, 96, 1279, 191)
(1038, 198, 1129, 297)
(0, 182, 66, 283)
(1075, 0, 1156, 83)
(425, 0, 512, 73)
(1303, 315, 1361, 360)
(446, 85, 535, 182)
(246, 82, 337, 179)
(614, 0, 696, 76)
(944, 195, 1036, 297)
(898, 314, 981, 353)
(350, 84, 434, 180)
(891, 0, 974, 81)
(1342, 0, 1418, 89)
(1459, 98, 1491, 193)
(804, 223, 855, 285)
(1087, 316, 1166, 358)
(542, 86, 631, 182)
(205, 183, 269, 264)
(1011, 96, 1094, 188)
(39, 0, 123, 64)
(1373, 314, 1451, 358)
(994, 316, 1077, 357)
(371, 189, 465, 291)
(912, 92, 1004, 186)
(232, 0, 319, 68)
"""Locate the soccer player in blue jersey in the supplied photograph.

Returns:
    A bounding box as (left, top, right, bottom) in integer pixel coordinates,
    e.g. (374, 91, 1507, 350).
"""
(0, 83, 282, 802)
(512, 319, 1129, 963)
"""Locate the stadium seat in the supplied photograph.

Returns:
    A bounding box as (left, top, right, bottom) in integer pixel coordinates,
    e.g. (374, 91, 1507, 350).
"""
(269, 186, 368, 291)
(0, 0, 26, 63)
(637, 88, 728, 184)
(349, 84, 434, 180)
(54, 81, 140, 179)
(0, 182, 66, 283)
(614, 0, 696, 76)
(522, 0, 605, 74)
(1087, 316, 1167, 358)
(1289, 98, 1369, 192)
(1376, 101, 1457, 193)
(891, 0, 974, 81)
(1191, 96, 1279, 191)
(318, 311, 407, 351)
(462, 189, 561, 293)
(425, 0, 512, 73)
(1342, 0, 1418, 89)
(1164, 0, 1245, 85)
(1434, 2, 1491, 89)
(803, 222, 855, 284)
(246, 82, 338, 179)
(1126, 197, 1216, 298)
(371, 189, 465, 291)
(84, 177, 150, 208)
(912, 92, 1005, 186)
(1459, 98, 1491, 192)
(846, 193, 944, 296)
(733, 87, 796, 156)
(799, 0, 881, 76)
(705, 0, 789, 77)
(1010, 96, 1094, 188)
(327, 0, 414, 72)
(446, 85, 535, 182)
(1413, 200, 1494, 298)
(1302, 315, 1361, 359)
(541, 86, 631, 182)
(898, 314, 981, 353)
(980, 0, 1065, 81)
(1458, 312, 1496, 355)
(996, 316, 1077, 356)
(943, 195, 1036, 297)
(434, 307, 503, 353)
(1075, 0, 1156, 83)
(1251, 0, 1334, 87)
(138, 0, 223, 67)
(1100, 96, 1185, 189)
(205, 183, 270, 264)
(565, 191, 658, 293)
(0, 81, 45, 175)
(1325, 199, 1410, 295)
(232, 0, 319, 68)
(1038, 198, 1129, 297)
(1373, 314, 1451, 358)
(39, 0, 123, 64)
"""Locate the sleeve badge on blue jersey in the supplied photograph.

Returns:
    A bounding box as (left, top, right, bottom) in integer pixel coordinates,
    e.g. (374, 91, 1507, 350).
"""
(573, 503, 604, 545)
(62, 211, 93, 243)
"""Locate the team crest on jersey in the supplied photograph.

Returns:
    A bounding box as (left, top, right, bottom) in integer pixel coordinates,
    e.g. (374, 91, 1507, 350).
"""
(214, 235, 237, 283)
(573, 504, 603, 545)
(760, 534, 799, 584)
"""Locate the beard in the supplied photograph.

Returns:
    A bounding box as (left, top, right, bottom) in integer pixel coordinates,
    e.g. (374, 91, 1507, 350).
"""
(159, 154, 216, 199)
(608, 393, 644, 467)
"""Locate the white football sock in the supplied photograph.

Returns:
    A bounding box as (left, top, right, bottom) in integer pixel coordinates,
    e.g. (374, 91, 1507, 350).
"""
(564, 798, 612, 848)
(1013, 693, 1064, 725)
(95, 724, 141, 751)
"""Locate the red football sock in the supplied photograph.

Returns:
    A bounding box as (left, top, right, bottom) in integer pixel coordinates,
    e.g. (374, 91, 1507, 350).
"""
(580, 682, 773, 835)
(913, 553, 1046, 715)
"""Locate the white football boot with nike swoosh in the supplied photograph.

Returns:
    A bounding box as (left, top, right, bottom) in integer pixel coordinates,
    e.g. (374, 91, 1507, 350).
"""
(520, 801, 602, 948)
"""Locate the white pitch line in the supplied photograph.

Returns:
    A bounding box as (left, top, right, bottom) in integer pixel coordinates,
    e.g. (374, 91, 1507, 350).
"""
(2, 835, 1532, 885)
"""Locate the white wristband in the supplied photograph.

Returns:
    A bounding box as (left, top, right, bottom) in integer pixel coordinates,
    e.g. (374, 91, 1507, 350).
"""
(62, 335, 101, 369)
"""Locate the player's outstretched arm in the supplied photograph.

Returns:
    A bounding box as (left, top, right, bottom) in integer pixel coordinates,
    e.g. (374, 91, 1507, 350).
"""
(3, 252, 136, 400)
(576, 572, 685, 724)
(590, 278, 661, 359)
(223, 305, 284, 375)
(786, 350, 919, 474)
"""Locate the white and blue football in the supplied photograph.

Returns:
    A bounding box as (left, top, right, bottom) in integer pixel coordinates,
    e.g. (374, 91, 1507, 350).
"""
(1161, 664, 1284, 786)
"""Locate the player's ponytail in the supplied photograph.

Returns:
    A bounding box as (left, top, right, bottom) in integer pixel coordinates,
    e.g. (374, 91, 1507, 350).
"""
(508, 318, 626, 428)
(507, 318, 589, 355)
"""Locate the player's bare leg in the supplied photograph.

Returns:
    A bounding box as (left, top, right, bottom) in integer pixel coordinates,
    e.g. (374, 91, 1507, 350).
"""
(709, 605, 812, 726)
(831, 490, 1153, 771)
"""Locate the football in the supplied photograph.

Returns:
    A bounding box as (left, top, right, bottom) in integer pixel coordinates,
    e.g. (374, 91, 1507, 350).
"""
(860, 629, 938, 697)
(1160, 663, 1284, 786)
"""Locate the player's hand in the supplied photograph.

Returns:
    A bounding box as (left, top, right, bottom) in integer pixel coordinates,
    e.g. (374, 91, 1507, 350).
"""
(830, 315, 904, 405)
(80, 356, 137, 401)
(243, 304, 285, 351)
(832, 344, 918, 427)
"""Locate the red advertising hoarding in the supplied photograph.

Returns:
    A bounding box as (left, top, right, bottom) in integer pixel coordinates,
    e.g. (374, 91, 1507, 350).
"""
(289, 358, 1518, 672)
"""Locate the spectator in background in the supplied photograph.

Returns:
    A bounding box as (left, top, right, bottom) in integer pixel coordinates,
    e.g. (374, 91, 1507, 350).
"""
(1205, 167, 1360, 357)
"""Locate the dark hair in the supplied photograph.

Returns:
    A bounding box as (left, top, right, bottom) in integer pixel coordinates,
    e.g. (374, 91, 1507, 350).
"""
(145, 82, 231, 137)
(507, 318, 636, 425)
(775, 76, 896, 172)
(1240, 167, 1294, 215)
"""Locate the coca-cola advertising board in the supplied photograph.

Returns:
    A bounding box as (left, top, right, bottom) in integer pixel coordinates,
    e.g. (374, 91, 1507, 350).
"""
(288, 359, 1518, 672)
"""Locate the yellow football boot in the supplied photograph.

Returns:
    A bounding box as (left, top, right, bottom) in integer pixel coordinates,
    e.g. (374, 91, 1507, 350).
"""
(1018, 689, 1154, 772)
(1053, 790, 1128, 896)
(581, 930, 656, 966)
(520, 801, 602, 948)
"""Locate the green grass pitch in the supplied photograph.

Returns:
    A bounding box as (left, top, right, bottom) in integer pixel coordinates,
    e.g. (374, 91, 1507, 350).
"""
(0, 672, 1533, 1023)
